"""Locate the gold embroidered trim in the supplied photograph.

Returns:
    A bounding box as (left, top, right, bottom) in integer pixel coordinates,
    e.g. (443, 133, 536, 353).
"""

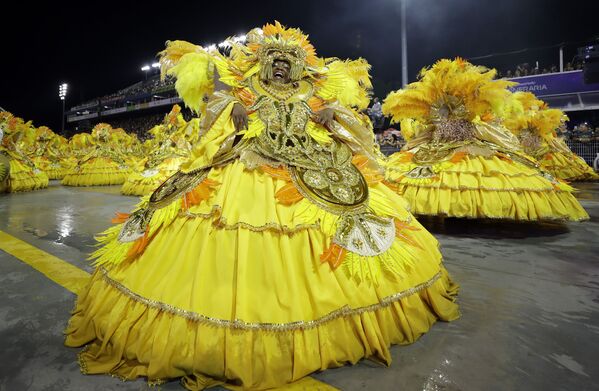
(411, 209, 588, 222)
(98, 267, 442, 331)
(394, 182, 564, 193)
(77, 341, 168, 385)
(181, 205, 321, 234)
(385, 168, 544, 178)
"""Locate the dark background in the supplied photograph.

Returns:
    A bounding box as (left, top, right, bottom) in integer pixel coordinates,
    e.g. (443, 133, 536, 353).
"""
(1, 0, 597, 133)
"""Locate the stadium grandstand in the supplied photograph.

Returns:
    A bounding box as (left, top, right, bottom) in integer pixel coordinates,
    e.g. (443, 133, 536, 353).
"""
(65, 74, 189, 139)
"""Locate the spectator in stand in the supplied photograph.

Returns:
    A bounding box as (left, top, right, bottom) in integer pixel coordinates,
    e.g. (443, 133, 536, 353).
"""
(367, 97, 384, 132)
(565, 62, 574, 71)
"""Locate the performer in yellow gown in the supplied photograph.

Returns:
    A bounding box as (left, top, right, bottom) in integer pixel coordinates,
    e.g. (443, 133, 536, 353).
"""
(381, 58, 588, 221)
(0, 112, 49, 192)
(64, 133, 94, 171)
(65, 22, 460, 389)
(121, 105, 200, 196)
(504, 92, 599, 182)
(62, 123, 129, 186)
(28, 126, 69, 179)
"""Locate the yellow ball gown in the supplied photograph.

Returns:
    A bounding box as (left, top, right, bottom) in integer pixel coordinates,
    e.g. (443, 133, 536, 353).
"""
(122, 111, 199, 196)
(62, 124, 128, 186)
(0, 115, 49, 192)
(65, 25, 459, 390)
(382, 59, 588, 221)
(0, 148, 49, 192)
(536, 138, 599, 182)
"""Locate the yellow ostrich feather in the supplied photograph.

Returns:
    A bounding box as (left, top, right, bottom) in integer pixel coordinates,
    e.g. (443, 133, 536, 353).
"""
(383, 58, 516, 124)
(158, 41, 215, 114)
(503, 92, 566, 140)
(166, 51, 214, 114)
(158, 40, 204, 78)
(318, 58, 373, 110)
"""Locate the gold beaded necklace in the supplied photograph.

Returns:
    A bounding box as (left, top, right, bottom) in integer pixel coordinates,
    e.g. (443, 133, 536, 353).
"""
(258, 79, 299, 101)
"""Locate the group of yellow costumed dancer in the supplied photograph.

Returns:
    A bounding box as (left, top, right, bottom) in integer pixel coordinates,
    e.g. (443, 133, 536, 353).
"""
(0, 21, 596, 391)
(64, 22, 460, 389)
(121, 104, 200, 196)
(0, 107, 202, 194)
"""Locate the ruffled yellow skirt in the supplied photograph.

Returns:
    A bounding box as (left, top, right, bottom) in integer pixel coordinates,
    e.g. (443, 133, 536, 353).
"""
(121, 157, 185, 196)
(66, 161, 459, 390)
(7, 158, 49, 192)
(383, 152, 589, 221)
(539, 152, 599, 182)
(32, 156, 69, 180)
(62, 157, 127, 186)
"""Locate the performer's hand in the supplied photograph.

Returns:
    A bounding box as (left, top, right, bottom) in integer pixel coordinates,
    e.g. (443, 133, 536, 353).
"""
(232, 103, 248, 131)
(314, 108, 335, 129)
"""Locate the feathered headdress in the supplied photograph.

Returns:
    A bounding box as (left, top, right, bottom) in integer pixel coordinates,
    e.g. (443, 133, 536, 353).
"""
(36, 126, 55, 142)
(382, 58, 517, 125)
(503, 92, 566, 140)
(158, 21, 372, 112)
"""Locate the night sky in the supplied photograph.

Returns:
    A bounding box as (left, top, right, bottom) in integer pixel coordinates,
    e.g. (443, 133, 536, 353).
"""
(1, 0, 598, 132)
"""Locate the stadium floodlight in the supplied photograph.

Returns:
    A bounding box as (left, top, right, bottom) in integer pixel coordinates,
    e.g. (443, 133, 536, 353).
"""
(151, 62, 160, 68)
(218, 41, 229, 48)
(59, 83, 68, 100)
(141, 65, 151, 71)
(233, 35, 246, 43)
(206, 44, 217, 52)
(58, 83, 68, 133)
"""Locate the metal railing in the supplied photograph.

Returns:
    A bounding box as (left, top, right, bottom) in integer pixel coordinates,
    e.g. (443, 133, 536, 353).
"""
(565, 140, 599, 166)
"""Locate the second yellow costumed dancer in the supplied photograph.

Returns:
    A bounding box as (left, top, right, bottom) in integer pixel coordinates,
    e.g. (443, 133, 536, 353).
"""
(381, 58, 588, 221)
(121, 105, 200, 196)
(65, 22, 459, 389)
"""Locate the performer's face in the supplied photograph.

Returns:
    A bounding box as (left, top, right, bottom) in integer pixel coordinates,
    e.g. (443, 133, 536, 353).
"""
(271, 59, 291, 84)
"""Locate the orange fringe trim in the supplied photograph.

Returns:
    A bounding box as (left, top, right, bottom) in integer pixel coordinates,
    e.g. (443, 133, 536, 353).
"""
(396, 152, 415, 163)
(260, 165, 304, 205)
(480, 112, 494, 122)
(111, 212, 130, 224)
(260, 165, 292, 181)
(275, 184, 304, 205)
(496, 153, 512, 163)
(236, 88, 257, 107)
(307, 96, 327, 113)
(126, 227, 150, 260)
(394, 219, 422, 249)
(320, 243, 347, 270)
(352, 155, 384, 185)
(450, 151, 467, 163)
(182, 178, 220, 210)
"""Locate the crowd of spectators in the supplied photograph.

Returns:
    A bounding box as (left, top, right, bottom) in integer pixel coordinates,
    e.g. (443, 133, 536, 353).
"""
(376, 128, 406, 150)
(499, 61, 583, 78)
(96, 107, 195, 140)
(73, 76, 176, 110)
(558, 122, 599, 142)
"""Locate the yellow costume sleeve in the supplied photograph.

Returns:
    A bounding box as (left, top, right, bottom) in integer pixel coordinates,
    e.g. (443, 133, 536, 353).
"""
(328, 102, 383, 166)
(180, 95, 238, 173)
